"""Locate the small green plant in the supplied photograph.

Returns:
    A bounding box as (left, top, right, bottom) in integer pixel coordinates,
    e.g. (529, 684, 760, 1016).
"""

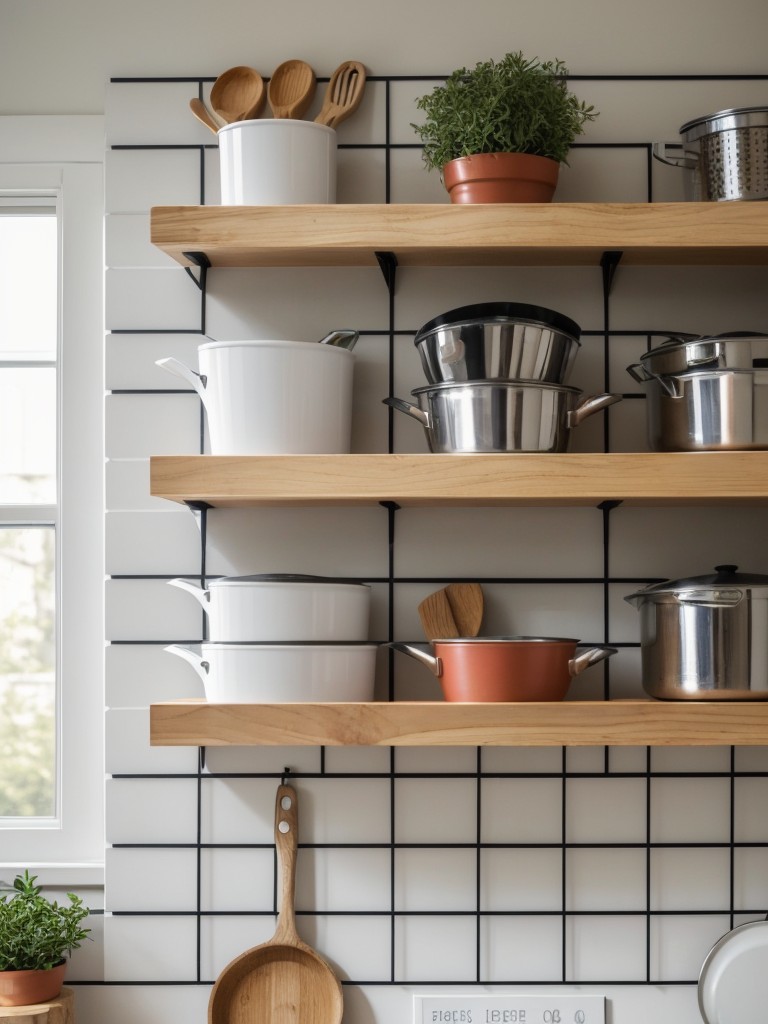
(0, 870, 90, 971)
(412, 51, 598, 171)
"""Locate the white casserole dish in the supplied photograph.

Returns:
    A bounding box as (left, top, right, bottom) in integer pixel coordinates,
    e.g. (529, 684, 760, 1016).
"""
(165, 642, 378, 702)
(168, 573, 371, 643)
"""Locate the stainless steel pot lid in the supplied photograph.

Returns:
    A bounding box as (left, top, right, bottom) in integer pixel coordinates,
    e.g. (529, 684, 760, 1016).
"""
(414, 302, 581, 342)
(638, 331, 768, 362)
(626, 565, 768, 603)
(680, 105, 768, 142)
(206, 573, 369, 587)
(698, 919, 768, 1024)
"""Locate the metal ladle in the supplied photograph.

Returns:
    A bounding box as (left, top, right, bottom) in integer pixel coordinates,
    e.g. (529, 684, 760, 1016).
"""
(210, 65, 266, 124)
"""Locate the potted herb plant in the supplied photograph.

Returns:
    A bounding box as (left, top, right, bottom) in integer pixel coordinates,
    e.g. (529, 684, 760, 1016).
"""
(0, 870, 90, 1007)
(412, 51, 598, 203)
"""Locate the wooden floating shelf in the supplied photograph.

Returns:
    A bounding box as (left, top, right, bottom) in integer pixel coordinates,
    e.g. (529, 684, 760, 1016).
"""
(150, 202, 768, 269)
(150, 699, 768, 748)
(150, 452, 768, 509)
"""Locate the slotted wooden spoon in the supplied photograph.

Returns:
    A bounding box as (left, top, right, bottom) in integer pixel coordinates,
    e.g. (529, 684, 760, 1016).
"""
(210, 65, 266, 124)
(314, 60, 367, 129)
(208, 784, 342, 1024)
(418, 587, 459, 640)
(268, 59, 316, 119)
(445, 583, 484, 637)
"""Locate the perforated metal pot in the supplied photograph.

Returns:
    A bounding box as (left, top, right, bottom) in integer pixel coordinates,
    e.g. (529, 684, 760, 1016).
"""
(626, 565, 768, 700)
(653, 106, 768, 201)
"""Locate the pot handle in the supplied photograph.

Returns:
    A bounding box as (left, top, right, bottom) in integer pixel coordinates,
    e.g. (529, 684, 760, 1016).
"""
(163, 644, 210, 681)
(167, 577, 211, 606)
(387, 641, 442, 677)
(567, 392, 622, 428)
(676, 588, 744, 608)
(318, 330, 359, 351)
(382, 396, 430, 428)
(627, 362, 653, 384)
(569, 645, 618, 677)
(652, 142, 697, 170)
(156, 357, 207, 394)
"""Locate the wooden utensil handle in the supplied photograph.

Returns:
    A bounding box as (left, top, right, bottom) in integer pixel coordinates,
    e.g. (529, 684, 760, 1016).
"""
(274, 783, 300, 945)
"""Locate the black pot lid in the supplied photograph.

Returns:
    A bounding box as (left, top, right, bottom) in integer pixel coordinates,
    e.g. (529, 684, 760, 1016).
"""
(414, 302, 581, 342)
(629, 565, 768, 598)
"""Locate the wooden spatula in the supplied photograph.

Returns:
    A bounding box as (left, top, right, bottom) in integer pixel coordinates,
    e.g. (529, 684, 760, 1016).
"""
(418, 588, 459, 640)
(445, 583, 484, 637)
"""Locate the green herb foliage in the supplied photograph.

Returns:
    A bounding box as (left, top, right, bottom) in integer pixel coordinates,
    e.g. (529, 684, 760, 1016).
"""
(0, 871, 90, 971)
(412, 51, 598, 170)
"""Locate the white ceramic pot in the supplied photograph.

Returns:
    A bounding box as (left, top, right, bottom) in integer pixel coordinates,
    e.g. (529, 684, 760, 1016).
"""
(168, 574, 371, 642)
(165, 643, 378, 702)
(218, 119, 337, 205)
(156, 338, 355, 454)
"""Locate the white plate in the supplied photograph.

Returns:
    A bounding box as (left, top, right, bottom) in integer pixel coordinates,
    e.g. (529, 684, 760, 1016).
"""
(698, 919, 768, 1023)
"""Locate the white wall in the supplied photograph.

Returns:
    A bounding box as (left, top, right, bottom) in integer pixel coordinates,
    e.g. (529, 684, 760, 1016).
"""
(2, 0, 768, 114)
(6, 2, 768, 1021)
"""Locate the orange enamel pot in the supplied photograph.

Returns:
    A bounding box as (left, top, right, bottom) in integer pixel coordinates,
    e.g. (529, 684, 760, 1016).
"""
(390, 637, 616, 702)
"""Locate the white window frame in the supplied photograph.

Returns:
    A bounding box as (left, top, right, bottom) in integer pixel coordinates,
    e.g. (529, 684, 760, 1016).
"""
(0, 116, 104, 882)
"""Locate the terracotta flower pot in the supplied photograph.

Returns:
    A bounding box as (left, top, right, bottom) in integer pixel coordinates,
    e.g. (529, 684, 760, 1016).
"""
(442, 152, 560, 204)
(0, 961, 67, 1006)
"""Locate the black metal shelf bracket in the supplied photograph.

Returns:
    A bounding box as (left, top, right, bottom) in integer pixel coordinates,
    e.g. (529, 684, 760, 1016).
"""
(182, 250, 211, 291)
(601, 250, 624, 297)
(375, 250, 398, 294)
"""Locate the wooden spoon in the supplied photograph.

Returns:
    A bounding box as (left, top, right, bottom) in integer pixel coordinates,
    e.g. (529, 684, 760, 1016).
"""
(418, 587, 459, 640)
(210, 65, 266, 124)
(445, 583, 484, 637)
(208, 783, 342, 1024)
(315, 60, 367, 129)
(268, 59, 316, 119)
(189, 97, 220, 135)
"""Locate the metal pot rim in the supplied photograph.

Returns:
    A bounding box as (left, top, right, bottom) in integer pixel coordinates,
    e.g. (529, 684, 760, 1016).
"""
(680, 105, 768, 141)
(415, 301, 581, 343)
(411, 380, 582, 397)
(429, 636, 582, 645)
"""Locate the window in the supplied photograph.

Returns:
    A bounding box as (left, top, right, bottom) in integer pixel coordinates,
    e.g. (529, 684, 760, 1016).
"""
(0, 118, 104, 872)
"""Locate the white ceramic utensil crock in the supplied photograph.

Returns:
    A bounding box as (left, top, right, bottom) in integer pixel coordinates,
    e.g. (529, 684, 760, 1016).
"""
(168, 574, 371, 642)
(157, 339, 355, 454)
(165, 643, 378, 702)
(218, 119, 337, 204)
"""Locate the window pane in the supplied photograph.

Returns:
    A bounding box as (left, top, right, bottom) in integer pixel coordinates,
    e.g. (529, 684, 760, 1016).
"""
(0, 211, 57, 358)
(0, 367, 56, 503)
(0, 527, 56, 818)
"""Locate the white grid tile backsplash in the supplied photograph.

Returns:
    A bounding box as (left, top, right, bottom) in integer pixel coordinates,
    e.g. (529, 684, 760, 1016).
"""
(101, 70, 768, 1024)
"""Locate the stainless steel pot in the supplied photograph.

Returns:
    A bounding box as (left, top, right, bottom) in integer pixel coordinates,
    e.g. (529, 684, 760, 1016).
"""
(653, 106, 768, 201)
(631, 366, 768, 451)
(414, 301, 581, 385)
(627, 332, 768, 380)
(384, 380, 621, 454)
(625, 565, 768, 700)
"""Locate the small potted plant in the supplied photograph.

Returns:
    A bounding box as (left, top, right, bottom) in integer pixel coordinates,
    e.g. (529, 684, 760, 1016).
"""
(0, 870, 90, 1007)
(412, 51, 598, 203)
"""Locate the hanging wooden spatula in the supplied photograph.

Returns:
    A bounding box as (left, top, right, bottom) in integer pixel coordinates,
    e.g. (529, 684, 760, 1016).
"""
(445, 583, 484, 638)
(417, 587, 459, 640)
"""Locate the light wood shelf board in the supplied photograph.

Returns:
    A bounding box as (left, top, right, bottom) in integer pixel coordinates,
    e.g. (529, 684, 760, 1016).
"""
(149, 452, 768, 508)
(150, 202, 768, 268)
(150, 699, 768, 747)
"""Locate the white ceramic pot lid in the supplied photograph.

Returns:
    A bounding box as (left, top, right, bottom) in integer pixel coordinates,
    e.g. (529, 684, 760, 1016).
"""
(698, 919, 768, 1023)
